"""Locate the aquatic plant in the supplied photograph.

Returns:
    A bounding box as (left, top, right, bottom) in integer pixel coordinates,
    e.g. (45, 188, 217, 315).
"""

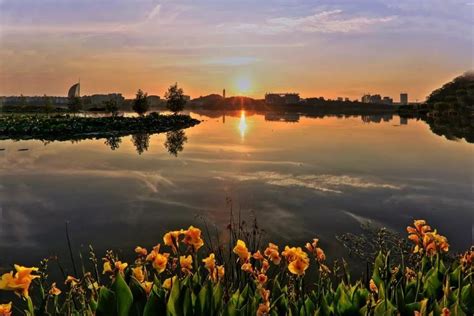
(0, 220, 473, 315)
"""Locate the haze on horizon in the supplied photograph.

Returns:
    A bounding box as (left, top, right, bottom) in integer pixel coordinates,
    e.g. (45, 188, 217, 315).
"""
(0, 0, 472, 101)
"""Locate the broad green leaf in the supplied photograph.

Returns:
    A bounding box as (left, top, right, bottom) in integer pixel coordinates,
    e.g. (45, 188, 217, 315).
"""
(460, 284, 474, 314)
(111, 273, 134, 316)
(96, 286, 117, 316)
(374, 299, 397, 316)
(143, 288, 166, 316)
(167, 277, 183, 316)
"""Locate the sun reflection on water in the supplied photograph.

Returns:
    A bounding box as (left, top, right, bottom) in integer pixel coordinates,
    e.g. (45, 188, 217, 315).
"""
(238, 110, 247, 139)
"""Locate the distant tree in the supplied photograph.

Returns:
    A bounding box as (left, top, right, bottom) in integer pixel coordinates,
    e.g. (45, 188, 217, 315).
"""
(164, 130, 187, 156)
(68, 96, 82, 113)
(132, 89, 149, 116)
(132, 133, 150, 155)
(164, 83, 186, 114)
(104, 99, 119, 116)
(43, 94, 53, 114)
(105, 135, 122, 150)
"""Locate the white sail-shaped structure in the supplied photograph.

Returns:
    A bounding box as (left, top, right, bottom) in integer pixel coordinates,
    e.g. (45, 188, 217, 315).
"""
(68, 83, 80, 98)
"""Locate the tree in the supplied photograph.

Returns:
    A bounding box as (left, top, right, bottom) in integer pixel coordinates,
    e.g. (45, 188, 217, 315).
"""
(132, 89, 149, 116)
(43, 94, 53, 114)
(132, 133, 150, 155)
(68, 96, 82, 113)
(164, 83, 186, 114)
(104, 99, 119, 116)
(164, 130, 187, 156)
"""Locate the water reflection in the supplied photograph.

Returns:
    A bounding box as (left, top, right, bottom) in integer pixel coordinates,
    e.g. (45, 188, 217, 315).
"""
(238, 111, 247, 138)
(104, 135, 122, 151)
(164, 130, 188, 157)
(131, 133, 150, 155)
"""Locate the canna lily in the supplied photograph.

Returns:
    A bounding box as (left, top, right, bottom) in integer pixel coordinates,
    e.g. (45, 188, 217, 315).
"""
(102, 261, 113, 274)
(163, 277, 176, 290)
(442, 308, 450, 316)
(203, 253, 216, 273)
(257, 273, 268, 285)
(114, 261, 128, 275)
(253, 250, 264, 261)
(0, 265, 40, 298)
(152, 253, 169, 273)
(288, 257, 309, 276)
(65, 276, 80, 286)
(241, 262, 253, 273)
(423, 231, 449, 256)
(217, 265, 225, 280)
(0, 302, 12, 316)
(163, 230, 184, 253)
(369, 279, 378, 294)
(305, 239, 326, 262)
(264, 243, 281, 265)
(132, 266, 145, 283)
(183, 226, 204, 251)
(135, 246, 148, 257)
(180, 255, 193, 274)
(142, 281, 153, 295)
(233, 240, 251, 262)
(49, 282, 61, 296)
(257, 303, 270, 316)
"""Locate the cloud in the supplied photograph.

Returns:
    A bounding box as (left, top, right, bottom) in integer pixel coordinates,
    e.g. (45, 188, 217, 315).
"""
(223, 171, 401, 194)
(229, 10, 397, 35)
(147, 3, 162, 21)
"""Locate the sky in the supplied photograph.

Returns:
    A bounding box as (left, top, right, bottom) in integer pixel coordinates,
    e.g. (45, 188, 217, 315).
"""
(0, 0, 472, 101)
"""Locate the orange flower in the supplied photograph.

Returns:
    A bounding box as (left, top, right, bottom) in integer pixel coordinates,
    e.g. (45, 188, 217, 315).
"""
(460, 248, 474, 270)
(49, 282, 61, 296)
(0, 302, 12, 316)
(180, 255, 193, 274)
(163, 277, 174, 290)
(241, 263, 253, 273)
(0, 265, 40, 298)
(305, 239, 326, 262)
(264, 243, 281, 265)
(132, 266, 145, 282)
(183, 226, 204, 251)
(257, 274, 268, 285)
(163, 230, 184, 253)
(369, 279, 378, 294)
(422, 231, 449, 256)
(217, 265, 225, 280)
(233, 240, 250, 262)
(257, 303, 270, 316)
(135, 246, 148, 257)
(114, 261, 128, 275)
(288, 257, 309, 276)
(253, 251, 264, 261)
(441, 307, 451, 316)
(261, 259, 270, 274)
(152, 253, 169, 273)
(203, 253, 216, 273)
(142, 281, 153, 295)
(65, 276, 80, 286)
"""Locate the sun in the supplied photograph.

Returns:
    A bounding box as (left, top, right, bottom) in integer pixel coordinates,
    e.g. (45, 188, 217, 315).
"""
(235, 76, 252, 95)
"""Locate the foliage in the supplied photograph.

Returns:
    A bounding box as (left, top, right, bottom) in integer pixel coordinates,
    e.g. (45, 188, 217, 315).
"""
(133, 89, 149, 116)
(164, 130, 187, 156)
(0, 219, 472, 316)
(104, 99, 119, 116)
(68, 96, 83, 112)
(165, 83, 187, 114)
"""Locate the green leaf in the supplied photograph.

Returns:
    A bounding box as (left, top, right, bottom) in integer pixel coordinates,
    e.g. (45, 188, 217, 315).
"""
(374, 299, 397, 316)
(213, 283, 224, 312)
(460, 284, 474, 314)
(143, 288, 166, 316)
(372, 252, 385, 287)
(167, 277, 183, 316)
(335, 283, 358, 316)
(96, 286, 117, 316)
(423, 267, 442, 299)
(304, 297, 316, 315)
(111, 273, 134, 316)
(128, 278, 147, 316)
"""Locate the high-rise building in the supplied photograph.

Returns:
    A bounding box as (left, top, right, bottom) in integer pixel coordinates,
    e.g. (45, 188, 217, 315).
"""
(223, 89, 226, 99)
(400, 93, 408, 105)
(68, 82, 80, 98)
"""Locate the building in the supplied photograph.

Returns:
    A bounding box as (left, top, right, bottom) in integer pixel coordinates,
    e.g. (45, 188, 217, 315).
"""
(382, 97, 393, 105)
(265, 93, 300, 105)
(223, 89, 226, 99)
(361, 94, 382, 104)
(400, 93, 408, 105)
(183, 95, 191, 102)
(68, 82, 80, 98)
(337, 97, 343, 101)
(147, 95, 161, 107)
(90, 93, 124, 106)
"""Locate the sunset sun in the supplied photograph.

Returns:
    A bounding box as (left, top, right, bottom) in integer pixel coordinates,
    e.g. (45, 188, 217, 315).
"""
(235, 76, 252, 95)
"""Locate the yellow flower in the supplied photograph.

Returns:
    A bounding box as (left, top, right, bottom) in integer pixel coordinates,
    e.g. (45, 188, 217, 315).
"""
(163, 230, 184, 253)
(282, 246, 306, 262)
(132, 266, 145, 283)
(102, 261, 113, 274)
(233, 240, 250, 262)
(152, 253, 169, 273)
(264, 243, 281, 265)
(217, 265, 225, 280)
(183, 226, 204, 251)
(163, 277, 176, 290)
(288, 257, 309, 276)
(142, 281, 153, 295)
(65, 276, 80, 286)
(0, 265, 40, 298)
(49, 282, 61, 296)
(115, 261, 128, 275)
(241, 263, 253, 273)
(0, 302, 12, 316)
(369, 279, 378, 294)
(135, 246, 148, 256)
(180, 255, 193, 274)
(203, 253, 216, 273)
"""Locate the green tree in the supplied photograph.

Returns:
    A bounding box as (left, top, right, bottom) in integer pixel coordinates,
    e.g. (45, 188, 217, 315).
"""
(43, 94, 53, 114)
(68, 96, 82, 113)
(104, 99, 119, 116)
(164, 83, 186, 114)
(132, 89, 149, 116)
(164, 130, 187, 156)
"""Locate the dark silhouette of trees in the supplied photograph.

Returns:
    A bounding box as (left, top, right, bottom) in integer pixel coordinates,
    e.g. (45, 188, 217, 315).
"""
(164, 130, 187, 156)
(68, 96, 82, 112)
(132, 133, 150, 155)
(165, 83, 186, 114)
(43, 94, 53, 114)
(104, 99, 119, 116)
(133, 89, 149, 116)
(104, 135, 122, 150)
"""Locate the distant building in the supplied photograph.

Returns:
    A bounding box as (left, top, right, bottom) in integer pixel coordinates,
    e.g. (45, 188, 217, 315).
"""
(90, 93, 124, 106)
(337, 97, 343, 101)
(361, 94, 382, 104)
(382, 96, 393, 105)
(147, 95, 161, 107)
(68, 82, 80, 98)
(344, 98, 350, 102)
(400, 93, 408, 105)
(265, 93, 300, 105)
(183, 95, 191, 102)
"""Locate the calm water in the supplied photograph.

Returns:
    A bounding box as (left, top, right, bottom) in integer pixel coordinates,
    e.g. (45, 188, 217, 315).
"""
(0, 111, 472, 269)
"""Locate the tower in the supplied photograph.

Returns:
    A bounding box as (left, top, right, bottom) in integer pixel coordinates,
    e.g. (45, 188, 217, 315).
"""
(223, 89, 226, 99)
(400, 93, 408, 105)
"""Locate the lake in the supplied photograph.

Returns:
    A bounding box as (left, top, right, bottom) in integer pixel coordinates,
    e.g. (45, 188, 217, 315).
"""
(0, 111, 472, 270)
